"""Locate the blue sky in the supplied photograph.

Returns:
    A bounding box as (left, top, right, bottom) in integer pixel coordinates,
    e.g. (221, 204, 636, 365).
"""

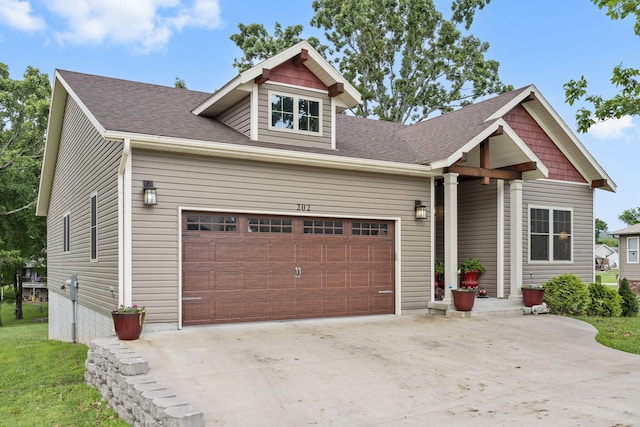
(1, 0, 639, 232)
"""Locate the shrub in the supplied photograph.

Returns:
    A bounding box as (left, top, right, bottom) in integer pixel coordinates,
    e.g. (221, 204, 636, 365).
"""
(587, 282, 622, 317)
(619, 278, 639, 317)
(543, 274, 590, 316)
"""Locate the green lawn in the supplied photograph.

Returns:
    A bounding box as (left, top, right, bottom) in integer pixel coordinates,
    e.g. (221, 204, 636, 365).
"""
(596, 268, 618, 284)
(0, 301, 127, 426)
(577, 315, 640, 355)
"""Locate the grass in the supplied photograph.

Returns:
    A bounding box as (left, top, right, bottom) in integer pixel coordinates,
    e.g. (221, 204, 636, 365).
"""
(596, 268, 618, 284)
(577, 315, 640, 355)
(0, 301, 128, 426)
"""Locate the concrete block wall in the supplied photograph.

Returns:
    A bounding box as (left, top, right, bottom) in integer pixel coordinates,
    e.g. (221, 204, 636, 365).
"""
(86, 338, 204, 427)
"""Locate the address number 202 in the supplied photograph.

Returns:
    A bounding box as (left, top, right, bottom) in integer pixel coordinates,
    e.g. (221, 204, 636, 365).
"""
(297, 204, 311, 212)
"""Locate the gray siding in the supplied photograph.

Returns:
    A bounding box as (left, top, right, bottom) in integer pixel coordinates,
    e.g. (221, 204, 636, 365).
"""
(130, 150, 431, 323)
(257, 83, 332, 149)
(619, 236, 640, 282)
(217, 96, 251, 137)
(458, 180, 499, 294)
(523, 180, 594, 285)
(46, 97, 122, 322)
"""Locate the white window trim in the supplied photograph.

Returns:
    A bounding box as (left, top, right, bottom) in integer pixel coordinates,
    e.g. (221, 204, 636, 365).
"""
(627, 236, 639, 264)
(63, 211, 71, 253)
(90, 192, 98, 262)
(268, 90, 323, 137)
(528, 205, 574, 264)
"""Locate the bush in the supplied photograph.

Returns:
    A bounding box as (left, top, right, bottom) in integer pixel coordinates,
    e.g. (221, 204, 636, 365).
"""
(1, 285, 16, 303)
(543, 274, 590, 316)
(587, 282, 622, 317)
(619, 278, 639, 317)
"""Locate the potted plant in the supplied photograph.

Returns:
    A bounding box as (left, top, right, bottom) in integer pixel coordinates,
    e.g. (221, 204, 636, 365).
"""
(458, 258, 486, 289)
(521, 272, 544, 307)
(452, 286, 476, 311)
(109, 286, 146, 340)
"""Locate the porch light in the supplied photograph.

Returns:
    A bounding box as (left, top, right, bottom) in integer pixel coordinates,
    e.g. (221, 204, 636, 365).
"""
(414, 200, 427, 219)
(143, 180, 157, 206)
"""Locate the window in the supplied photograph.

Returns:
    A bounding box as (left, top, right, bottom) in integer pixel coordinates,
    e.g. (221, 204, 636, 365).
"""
(270, 92, 321, 134)
(303, 220, 343, 235)
(529, 207, 572, 262)
(248, 218, 292, 233)
(186, 215, 237, 232)
(63, 212, 70, 253)
(90, 194, 97, 260)
(628, 237, 639, 263)
(352, 222, 389, 236)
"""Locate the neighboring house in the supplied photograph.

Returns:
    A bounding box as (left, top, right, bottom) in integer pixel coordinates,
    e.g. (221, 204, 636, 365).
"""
(612, 224, 640, 288)
(595, 243, 618, 270)
(37, 41, 615, 343)
(21, 263, 48, 302)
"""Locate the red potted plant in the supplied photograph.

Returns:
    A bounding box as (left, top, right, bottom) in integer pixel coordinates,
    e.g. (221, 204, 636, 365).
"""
(521, 273, 545, 307)
(458, 258, 486, 289)
(452, 286, 477, 311)
(109, 286, 146, 340)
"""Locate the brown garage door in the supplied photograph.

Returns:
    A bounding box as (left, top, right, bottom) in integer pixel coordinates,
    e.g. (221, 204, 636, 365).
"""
(182, 212, 395, 325)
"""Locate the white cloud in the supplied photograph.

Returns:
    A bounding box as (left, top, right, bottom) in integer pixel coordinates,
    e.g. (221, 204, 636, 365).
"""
(588, 116, 636, 140)
(0, 0, 45, 32)
(45, 0, 221, 53)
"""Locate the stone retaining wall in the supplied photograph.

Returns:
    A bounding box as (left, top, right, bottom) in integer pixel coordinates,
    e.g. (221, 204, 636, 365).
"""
(85, 338, 204, 426)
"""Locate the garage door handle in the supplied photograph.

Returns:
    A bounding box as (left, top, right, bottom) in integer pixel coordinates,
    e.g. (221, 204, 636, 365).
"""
(294, 267, 302, 278)
(183, 297, 202, 301)
(378, 290, 393, 294)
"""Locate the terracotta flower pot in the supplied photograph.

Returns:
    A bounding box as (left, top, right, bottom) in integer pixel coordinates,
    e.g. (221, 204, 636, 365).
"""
(452, 289, 476, 311)
(111, 312, 145, 340)
(521, 288, 544, 307)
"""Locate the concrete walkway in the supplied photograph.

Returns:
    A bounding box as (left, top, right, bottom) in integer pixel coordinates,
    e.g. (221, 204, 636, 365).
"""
(123, 315, 640, 426)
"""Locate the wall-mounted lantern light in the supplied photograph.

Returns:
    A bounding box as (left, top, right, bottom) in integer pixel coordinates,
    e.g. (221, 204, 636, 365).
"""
(143, 180, 157, 206)
(415, 200, 427, 219)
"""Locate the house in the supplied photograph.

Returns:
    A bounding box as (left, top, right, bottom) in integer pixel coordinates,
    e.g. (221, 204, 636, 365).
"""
(37, 41, 615, 344)
(595, 243, 618, 270)
(612, 224, 640, 290)
(21, 263, 48, 302)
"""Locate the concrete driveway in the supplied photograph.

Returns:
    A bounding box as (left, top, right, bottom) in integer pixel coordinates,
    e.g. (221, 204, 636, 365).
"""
(124, 315, 640, 426)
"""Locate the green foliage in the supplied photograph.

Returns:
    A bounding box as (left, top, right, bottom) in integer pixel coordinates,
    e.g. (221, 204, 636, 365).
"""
(598, 237, 619, 247)
(543, 274, 590, 316)
(618, 207, 640, 226)
(577, 316, 640, 355)
(619, 277, 639, 317)
(595, 218, 608, 241)
(587, 282, 622, 317)
(0, 319, 126, 425)
(0, 62, 50, 290)
(230, 22, 326, 72)
(458, 258, 486, 273)
(231, 0, 511, 124)
(564, 0, 640, 132)
(174, 77, 187, 89)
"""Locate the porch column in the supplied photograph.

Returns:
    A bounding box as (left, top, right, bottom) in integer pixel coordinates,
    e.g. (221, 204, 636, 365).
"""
(443, 173, 459, 303)
(509, 179, 523, 299)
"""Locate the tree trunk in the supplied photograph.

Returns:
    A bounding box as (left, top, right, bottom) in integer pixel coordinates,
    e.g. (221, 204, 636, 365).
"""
(13, 273, 23, 320)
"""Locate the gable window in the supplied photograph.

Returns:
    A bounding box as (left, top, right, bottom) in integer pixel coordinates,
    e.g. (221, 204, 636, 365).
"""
(63, 212, 70, 253)
(270, 92, 321, 134)
(628, 237, 639, 263)
(529, 207, 572, 262)
(90, 193, 97, 260)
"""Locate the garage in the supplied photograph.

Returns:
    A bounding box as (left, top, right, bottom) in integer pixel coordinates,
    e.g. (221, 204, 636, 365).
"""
(182, 212, 396, 325)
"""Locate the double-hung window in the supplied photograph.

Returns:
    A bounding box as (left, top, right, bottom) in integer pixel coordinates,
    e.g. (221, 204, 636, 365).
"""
(529, 207, 572, 262)
(270, 91, 321, 134)
(628, 237, 639, 263)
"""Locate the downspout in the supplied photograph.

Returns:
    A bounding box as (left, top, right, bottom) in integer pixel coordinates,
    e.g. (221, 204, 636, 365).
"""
(118, 138, 131, 308)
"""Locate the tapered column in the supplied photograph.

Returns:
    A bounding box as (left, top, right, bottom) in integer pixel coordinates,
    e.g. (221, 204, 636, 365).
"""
(443, 173, 459, 303)
(509, 179, 523, 299)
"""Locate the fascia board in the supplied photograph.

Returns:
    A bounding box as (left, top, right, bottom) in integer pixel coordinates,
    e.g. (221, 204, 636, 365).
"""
(104, 130, 433, 178)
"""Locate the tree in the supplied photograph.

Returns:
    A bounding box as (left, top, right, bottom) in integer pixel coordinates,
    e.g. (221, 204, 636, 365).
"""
(230, 0, 511, 123)
(619, 207, 640, 226)
(0, 63, 50, 321)
(595, 218, 608, 242)
(174, 77, 187, 89)
(564, 0, 640, 133)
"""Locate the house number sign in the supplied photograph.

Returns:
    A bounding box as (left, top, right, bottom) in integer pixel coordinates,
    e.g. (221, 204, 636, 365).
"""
(297, 204, 311, 212)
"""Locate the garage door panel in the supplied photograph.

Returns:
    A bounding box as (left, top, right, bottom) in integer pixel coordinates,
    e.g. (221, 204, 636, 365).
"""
(183, 212, 395, 325)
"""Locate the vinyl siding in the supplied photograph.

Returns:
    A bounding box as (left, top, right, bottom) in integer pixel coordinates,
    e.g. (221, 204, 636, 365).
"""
(257, 82, 332, 149)
(46, 97, 122, 324)
(458, 180, 498, 294)
(619, 236, 640, 281)
(217, 96, 251, 137)
(130, 149, 431, 323)
(523, 180, 594, 284)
